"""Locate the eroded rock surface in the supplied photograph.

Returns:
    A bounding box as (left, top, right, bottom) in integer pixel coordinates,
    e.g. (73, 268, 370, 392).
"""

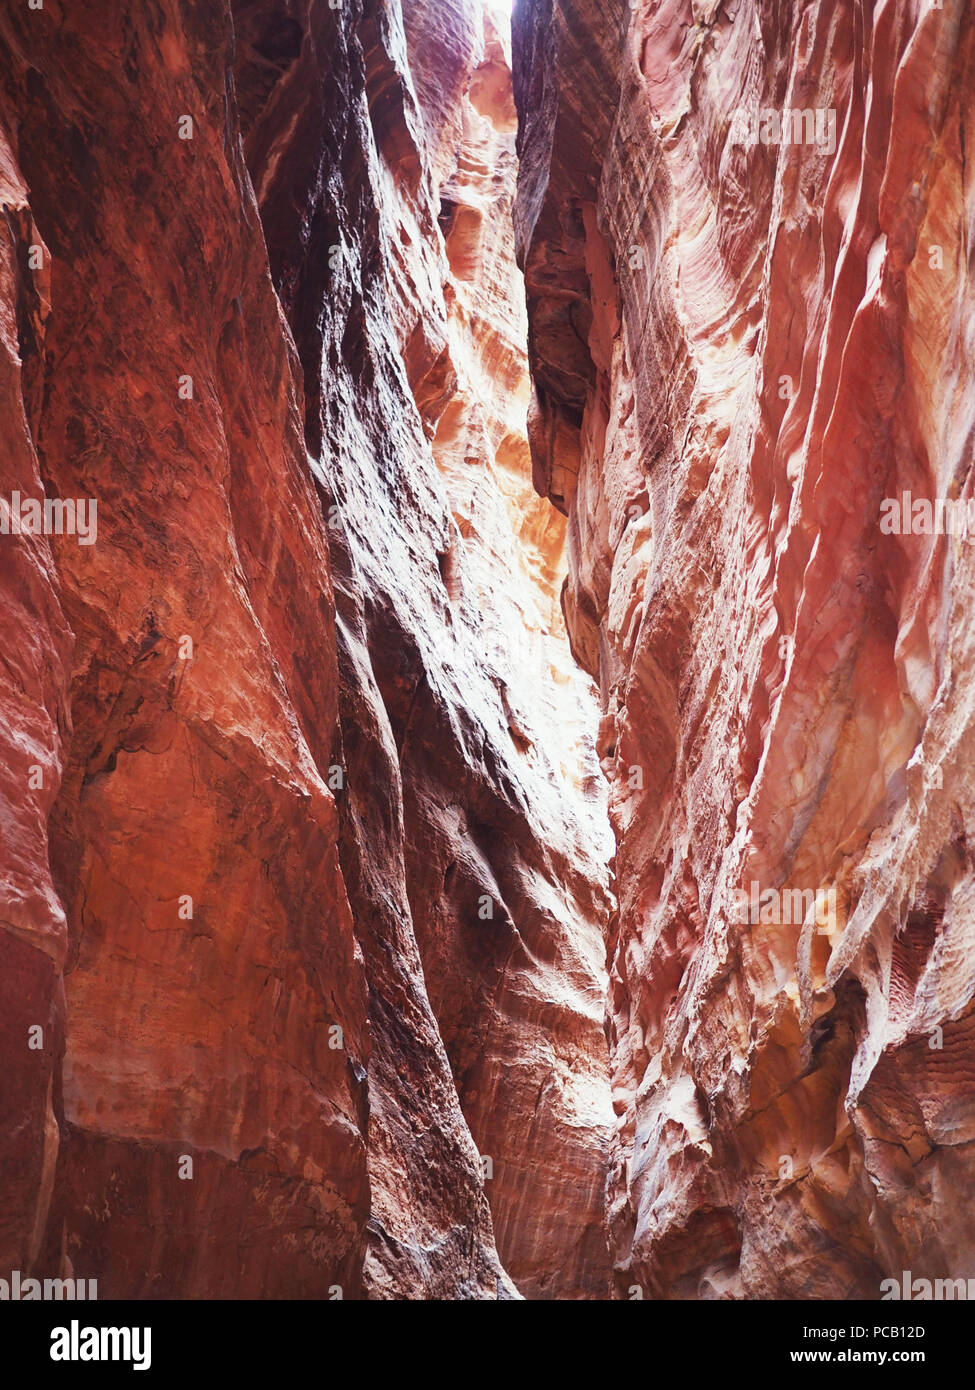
(0, 0, 611, 1300)
(513, 0, 975, 1298)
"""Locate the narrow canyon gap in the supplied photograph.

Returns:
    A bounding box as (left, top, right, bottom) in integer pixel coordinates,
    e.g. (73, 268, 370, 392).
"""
(0, 0, 974, 1305)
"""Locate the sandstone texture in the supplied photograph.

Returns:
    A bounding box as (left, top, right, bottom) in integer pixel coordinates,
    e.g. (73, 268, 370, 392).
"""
(513, 0, 975, 1297)
(0, 0, 611, 1299)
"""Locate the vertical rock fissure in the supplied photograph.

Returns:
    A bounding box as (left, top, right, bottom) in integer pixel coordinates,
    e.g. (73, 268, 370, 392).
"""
(237, 0, 618, 1298)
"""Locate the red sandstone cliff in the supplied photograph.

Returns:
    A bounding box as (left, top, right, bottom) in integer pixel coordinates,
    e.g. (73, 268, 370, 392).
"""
(0, 0, 611, 1299)
(6, 0, 968, 1307)
(514, 0, 975, 1298)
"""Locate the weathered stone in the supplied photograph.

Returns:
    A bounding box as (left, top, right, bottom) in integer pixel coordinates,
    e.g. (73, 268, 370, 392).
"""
(514, 0, 975, 1299)
(0, 0, 611, 1300)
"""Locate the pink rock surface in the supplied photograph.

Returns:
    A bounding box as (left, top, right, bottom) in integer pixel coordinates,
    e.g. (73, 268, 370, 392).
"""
(514, 0, 975, 1298)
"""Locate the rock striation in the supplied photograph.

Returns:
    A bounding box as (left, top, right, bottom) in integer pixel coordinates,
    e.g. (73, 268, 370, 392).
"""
(0, 0, 611, 1300)
(513, 0, 975, 1297)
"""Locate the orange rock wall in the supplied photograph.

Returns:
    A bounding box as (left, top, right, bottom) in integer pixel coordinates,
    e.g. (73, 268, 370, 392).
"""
(0, 0, 611, 1300)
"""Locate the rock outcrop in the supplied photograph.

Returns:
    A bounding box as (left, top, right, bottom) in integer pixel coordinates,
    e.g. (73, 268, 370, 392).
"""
(0, 0, 611, 1300)
(513, 0, 975, 1297)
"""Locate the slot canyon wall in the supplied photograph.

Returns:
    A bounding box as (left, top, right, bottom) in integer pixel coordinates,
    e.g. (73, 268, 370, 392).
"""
(513, 0, 975, 1298)
(0, 0, 613, 1299)
(3, 0, 973, 1305)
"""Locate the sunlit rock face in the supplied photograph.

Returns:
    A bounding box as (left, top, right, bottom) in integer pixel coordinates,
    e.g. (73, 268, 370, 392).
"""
(238, 0, 614, 1298)
(513, 0, 975, 1298)
(426, 11, 614, 1298)
(0, 0, 611, 1299)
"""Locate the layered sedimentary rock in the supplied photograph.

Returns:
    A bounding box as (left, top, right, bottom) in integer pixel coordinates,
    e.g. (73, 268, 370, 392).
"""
(0, 0, 611, 1299)
(513, 0, 975, 1297)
